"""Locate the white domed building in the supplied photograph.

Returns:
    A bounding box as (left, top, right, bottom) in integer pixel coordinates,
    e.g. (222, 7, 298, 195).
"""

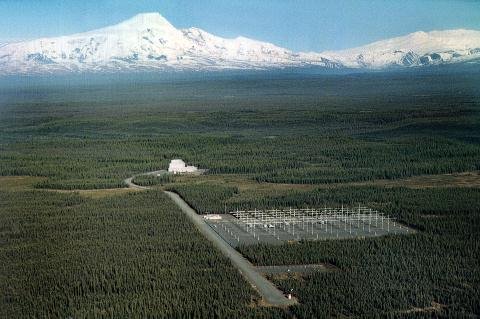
(168, 159, 198, 174)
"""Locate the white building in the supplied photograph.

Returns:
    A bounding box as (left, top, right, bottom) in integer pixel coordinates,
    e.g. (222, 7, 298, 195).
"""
(168, 159, 198, 174)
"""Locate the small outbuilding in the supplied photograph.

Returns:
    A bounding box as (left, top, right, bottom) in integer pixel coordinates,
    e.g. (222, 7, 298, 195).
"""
(168, 159, 198, 174)
(203, 214, 222, 220)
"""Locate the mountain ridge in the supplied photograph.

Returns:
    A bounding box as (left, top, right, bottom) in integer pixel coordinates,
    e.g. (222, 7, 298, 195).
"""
(1, 12, 479, 75)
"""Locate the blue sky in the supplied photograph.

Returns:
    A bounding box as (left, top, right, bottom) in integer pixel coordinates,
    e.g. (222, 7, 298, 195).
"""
(0, 0, 479, 51)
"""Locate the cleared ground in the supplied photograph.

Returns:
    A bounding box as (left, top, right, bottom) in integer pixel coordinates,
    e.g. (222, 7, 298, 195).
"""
(205, 213, 412, 247)
(0, 176, 139, 198)
(0, 176, 45, 191)
(172, 171, 480, 192)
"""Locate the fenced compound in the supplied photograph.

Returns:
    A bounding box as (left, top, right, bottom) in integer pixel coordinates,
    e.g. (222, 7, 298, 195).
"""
(204, 206, 412, 247)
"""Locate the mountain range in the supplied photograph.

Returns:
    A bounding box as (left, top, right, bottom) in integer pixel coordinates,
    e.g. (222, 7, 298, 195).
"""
(1, 12, 479, 75)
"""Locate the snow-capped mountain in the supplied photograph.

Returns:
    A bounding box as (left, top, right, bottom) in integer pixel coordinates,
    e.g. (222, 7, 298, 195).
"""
(0, 12, 479, 75)
(322, 29, 480, 68)
(0, 13, 336, 75)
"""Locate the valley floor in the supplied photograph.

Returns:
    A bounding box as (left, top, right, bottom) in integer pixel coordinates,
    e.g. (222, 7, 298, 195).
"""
(1, 71, 479, 317)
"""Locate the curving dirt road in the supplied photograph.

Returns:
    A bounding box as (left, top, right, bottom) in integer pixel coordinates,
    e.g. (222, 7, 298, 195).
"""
(125, 171, 296, 307)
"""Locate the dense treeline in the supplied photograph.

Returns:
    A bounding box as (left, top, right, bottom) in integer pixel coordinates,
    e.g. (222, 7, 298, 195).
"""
(1, 71, 479, 317)
(0, 190, 286, 318)
(34, 178, 126, 190)
(133, 174, 173, 186)
(1, 131, 478, 189)
(227, 186, 480, 223)
(162, 183, 480, 223)
(1, 73, 479, 190)
(238, 186, 480, 317)
(167, 184, 239, 214)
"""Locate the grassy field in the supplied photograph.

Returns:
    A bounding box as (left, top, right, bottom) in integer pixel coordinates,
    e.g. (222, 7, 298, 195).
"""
(1, 69, 479, 317)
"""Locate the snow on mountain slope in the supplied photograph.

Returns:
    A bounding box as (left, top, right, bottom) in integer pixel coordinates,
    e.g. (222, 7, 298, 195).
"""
(0, 12, 479, 75)
(0, 13, 333, 75)
(322, 29, 480, 68)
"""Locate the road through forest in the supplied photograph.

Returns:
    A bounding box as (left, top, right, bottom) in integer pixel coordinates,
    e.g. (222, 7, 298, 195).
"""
(125, 172, 296, 307)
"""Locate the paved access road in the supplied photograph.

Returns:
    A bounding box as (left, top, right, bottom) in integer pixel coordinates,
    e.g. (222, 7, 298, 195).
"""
(124, 172, 295, 306)
(164, 191, 296, 307)
(123, 170, 167, 190)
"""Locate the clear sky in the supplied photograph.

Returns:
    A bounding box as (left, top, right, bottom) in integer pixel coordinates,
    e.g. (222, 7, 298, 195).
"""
(0, 0, 479, 52)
